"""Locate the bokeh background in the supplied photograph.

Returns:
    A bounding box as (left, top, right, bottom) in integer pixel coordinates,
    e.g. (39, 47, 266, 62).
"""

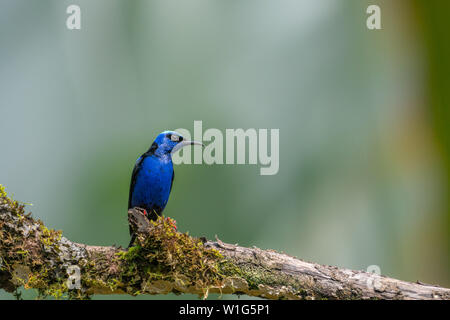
(1, 0, 449, 299)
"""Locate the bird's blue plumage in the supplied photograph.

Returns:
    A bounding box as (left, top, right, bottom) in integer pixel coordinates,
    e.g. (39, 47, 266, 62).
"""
(127, 131, 203, 247)
(129, 153, 174, 216)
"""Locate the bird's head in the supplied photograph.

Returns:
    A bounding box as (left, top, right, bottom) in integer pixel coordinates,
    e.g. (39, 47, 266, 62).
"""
(150, 131, 204, 157)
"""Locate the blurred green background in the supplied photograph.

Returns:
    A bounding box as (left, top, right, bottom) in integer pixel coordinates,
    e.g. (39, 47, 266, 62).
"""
(0, 0, 449, 299)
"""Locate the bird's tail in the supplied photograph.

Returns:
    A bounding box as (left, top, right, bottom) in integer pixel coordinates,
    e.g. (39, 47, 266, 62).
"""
(127, 233, 137, 248)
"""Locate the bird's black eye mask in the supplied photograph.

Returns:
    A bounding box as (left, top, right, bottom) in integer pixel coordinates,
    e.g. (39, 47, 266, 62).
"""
(168, 134, 182, 142)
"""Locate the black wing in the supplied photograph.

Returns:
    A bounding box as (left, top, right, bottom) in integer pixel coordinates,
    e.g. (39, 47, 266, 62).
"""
(128, 156, 145, 238)
(128, 156, 145, 209)
(128, 142, 158, 209)
(169, 169, 174, 194)
(128, 142, 159, 241)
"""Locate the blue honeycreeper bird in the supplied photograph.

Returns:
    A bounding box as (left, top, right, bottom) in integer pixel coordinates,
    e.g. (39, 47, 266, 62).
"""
(128, 131, 204, 247)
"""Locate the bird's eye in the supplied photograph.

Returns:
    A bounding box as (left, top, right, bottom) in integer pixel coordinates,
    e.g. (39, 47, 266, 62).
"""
(170, 135, 180, 142)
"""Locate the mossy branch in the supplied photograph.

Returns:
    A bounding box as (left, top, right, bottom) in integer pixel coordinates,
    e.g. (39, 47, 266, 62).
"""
(1, 185, 449, 300)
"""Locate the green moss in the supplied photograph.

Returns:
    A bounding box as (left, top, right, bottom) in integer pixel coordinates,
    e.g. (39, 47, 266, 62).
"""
(0, 184, 25, 216)
(0, 185, 72, 299)
(116, 216, 235, 296)
(1, 185, 249, 299)
(39, 224, 62, 249)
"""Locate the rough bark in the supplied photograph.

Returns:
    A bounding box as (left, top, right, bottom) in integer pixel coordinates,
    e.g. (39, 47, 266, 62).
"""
(1, 185, 449, 300)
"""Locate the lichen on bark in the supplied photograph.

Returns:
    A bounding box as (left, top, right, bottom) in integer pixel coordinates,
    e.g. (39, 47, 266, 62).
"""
(0, 185, 245, 299)
(1, 184, 450, 300)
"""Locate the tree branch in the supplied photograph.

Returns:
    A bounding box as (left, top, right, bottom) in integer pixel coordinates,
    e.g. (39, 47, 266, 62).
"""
(1, 185, 449, 300)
